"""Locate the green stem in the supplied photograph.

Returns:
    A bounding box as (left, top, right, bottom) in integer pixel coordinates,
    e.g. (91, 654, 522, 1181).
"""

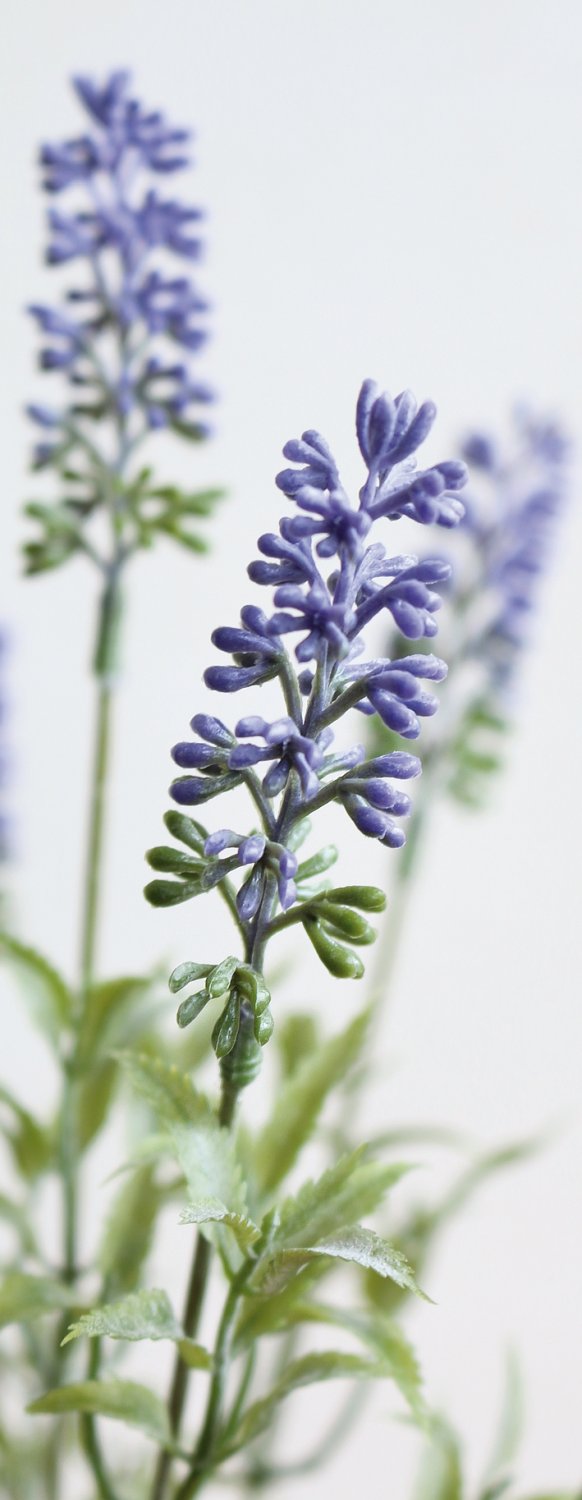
(60, 587, 118, 1291)
(79, 674, 114, 1005)
(79, 1340, 123, 1500)
(55, 577, 122, 1497)
(174, 1259, 255, 1500)
(149, 1083, 239, 1500)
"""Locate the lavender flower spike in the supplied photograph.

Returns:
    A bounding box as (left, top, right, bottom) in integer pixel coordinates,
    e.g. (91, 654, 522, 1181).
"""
(25, 70, 222, 579)
(147, 380, 466, 1071)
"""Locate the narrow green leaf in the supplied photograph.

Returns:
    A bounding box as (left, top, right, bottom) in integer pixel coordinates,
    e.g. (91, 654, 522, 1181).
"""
(276, 1300, 424, 1414)
(62, 1288, 181, 1346)
(223, 1352, 390, 1456)
(414, 1414, 463, 1500)
(98, 1166, 160, 1294)
(0, 937, 71, 1049)
(0, 1273, 73, 1331)
(254, 1009, 371, 1195)
(77, 973, 159, 1064)
(0, 1194, 38, 1255)
(179, 1198, 260, 1253)
(481, 1352, 523, 1490)
(28, 1380, 170, 1447)
(0, 1085, 53, 1179)
(76, 1060, 118, 1151)
(276, 1013, 320, 1078)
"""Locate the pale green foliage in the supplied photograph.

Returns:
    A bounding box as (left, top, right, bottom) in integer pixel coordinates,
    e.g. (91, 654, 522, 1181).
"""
(254, 1226, 422, 1297)
(0, 1083, 53, 1178)
(179, 1198, 260, 1252)
(0, 937, 71, 1050)
(118, 1051, 246, 1212)
(0, 1272, 74, 1330)
(98, 1165, 162, 1294)
(28, 1380, 172, 1446)
(271, 1148, 412, 1247)
(62, 1288, 183, 1346)
(223, 1351, 393, 1456)
(253, 1007, 371, 1194)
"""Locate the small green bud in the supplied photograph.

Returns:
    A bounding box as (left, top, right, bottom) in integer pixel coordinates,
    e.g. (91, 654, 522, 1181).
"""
(207, 955, 239, 999)
(177, 988, 213, 1028)
(326, 885, 387, 912)
(296, 845, 339, 880)
(163, 810, 207, 854)
(319, 903, 376, 944)
(169, 961, 214, 994)
(304, 918, 364, 980)
(235, 964, 271, 1015)
(144, 878, 202, 907)
(212, 992, 241, 1058)
(146, 846, 204, 876)
(254, 1007, 274, 1046)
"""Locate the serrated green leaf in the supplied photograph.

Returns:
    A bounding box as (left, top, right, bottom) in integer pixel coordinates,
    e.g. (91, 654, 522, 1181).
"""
(316, 1226, 423, 1290)
(176, 1339, 213, 1369)
(0, 937, 71, 1049)
(271, 1151, 412, 1250)
(118, 1052, 245, 1214)
(0, 1273, 74, 1330)
(179, 1198, 260, 1253)
(254, 1008, 371, 1195)
(28, 1380, 170, 1447)
(257, 1226, 423, 1297)
(223, 1351, 390, 1456)
(62, 1288, 182, 1346)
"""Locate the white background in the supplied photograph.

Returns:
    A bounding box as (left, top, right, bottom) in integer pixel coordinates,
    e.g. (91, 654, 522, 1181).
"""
(1, 2, 582, 1496)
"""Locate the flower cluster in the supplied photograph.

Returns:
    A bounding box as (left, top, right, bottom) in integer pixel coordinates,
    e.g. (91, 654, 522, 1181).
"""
(25, 71, 220, 575)
(461, 407, 569, 696)
(147, 380, 467, 1032)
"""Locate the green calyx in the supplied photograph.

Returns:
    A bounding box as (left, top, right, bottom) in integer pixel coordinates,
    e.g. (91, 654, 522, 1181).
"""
(172, 957, 274, 1060)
